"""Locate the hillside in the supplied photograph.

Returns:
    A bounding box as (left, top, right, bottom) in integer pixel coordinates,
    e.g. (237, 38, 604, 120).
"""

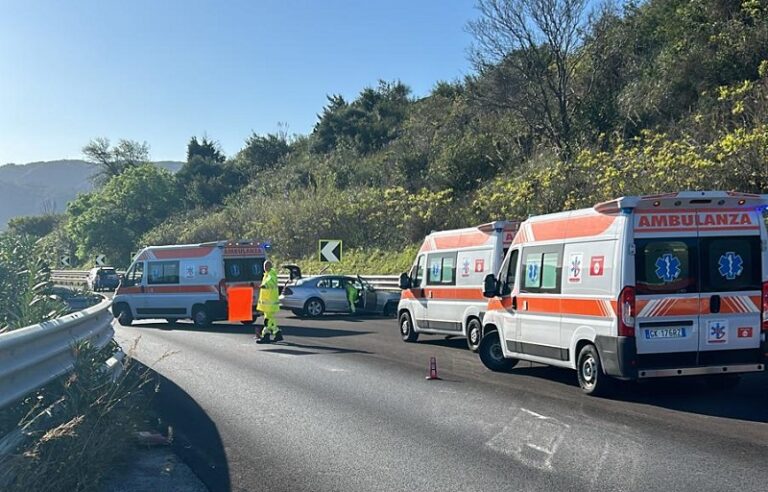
(0, 160, 183, 229)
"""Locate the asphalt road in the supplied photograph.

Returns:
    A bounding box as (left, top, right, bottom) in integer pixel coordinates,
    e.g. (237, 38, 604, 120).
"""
(115, 312, 768, 492)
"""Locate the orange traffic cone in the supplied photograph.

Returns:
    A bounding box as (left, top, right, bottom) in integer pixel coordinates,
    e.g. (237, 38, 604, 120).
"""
(426, 356, 441, 380)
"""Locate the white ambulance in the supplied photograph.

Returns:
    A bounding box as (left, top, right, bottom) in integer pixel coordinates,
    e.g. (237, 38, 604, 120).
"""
(112, 240, 268, 326)
(397, 221, 519, 351)
(479, 191, 768, 394)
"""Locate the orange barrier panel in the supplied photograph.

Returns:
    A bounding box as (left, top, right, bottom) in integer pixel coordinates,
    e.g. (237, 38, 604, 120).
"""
(228, 287, 254, 322)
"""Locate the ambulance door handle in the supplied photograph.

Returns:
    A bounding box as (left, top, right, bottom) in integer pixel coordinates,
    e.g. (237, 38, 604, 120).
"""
(710, 295, 721, 314)
(511, 296, 517, 311)
(428, 290, 433, 299)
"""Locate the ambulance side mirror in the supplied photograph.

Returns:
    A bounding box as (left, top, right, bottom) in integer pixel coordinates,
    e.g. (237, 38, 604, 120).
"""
(398, 272, 411, 290)
(483, 274, 499, 298)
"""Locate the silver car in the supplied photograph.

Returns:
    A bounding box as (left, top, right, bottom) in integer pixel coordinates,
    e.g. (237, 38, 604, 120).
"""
(279, 275, 400, 317)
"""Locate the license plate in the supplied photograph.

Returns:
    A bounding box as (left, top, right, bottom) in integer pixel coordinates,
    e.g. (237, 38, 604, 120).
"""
(644, 328, 686, 339)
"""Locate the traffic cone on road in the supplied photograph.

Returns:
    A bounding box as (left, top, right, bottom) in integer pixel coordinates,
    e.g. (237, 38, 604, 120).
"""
(426, 356, 441, 380)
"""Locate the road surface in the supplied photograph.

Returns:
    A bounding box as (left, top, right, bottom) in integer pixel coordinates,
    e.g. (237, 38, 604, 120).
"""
(115, 312, 768, 492)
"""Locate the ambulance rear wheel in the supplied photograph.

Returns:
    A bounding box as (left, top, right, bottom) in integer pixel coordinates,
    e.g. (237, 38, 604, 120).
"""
(466, 317, 482, 352)
(478, 330, 516, 372)
(399, 311, 418, 342)
(192, 306, 210, 327)
(577, 344, 612, 396)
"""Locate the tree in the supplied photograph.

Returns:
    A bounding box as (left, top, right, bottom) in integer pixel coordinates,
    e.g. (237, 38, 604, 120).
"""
(82, 137, 151, 186)
(187, 136, 226, 163)
(236, 132, 290, 177)
(468, 0, 597, 159)
(7, 214, 61, 238)
(66, 164, 181, 265)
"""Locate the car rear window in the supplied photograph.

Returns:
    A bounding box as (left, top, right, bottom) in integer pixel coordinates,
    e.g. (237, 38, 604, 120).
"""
(100, 268, 116, 275)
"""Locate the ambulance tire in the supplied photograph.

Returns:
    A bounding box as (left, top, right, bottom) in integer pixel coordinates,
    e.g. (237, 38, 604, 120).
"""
(192, 306, 211, 327)
(466, 317, 482, 352)
(478, 330, 517, 372)
(577, 344, 613, 396)
(114, 304, 133, 326)
(304, 298, 325, 317)
(399, 311, 418, 342)
(705, 374, 741, 391)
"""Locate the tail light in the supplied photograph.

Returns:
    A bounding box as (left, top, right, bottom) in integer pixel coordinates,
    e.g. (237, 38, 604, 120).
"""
(618, 286, 636, 337)
(283, 287, 293, 296)
(762, 282, 768, 332)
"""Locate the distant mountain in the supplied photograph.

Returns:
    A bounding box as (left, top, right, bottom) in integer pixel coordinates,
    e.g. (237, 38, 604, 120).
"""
(0, 159, 184, 230)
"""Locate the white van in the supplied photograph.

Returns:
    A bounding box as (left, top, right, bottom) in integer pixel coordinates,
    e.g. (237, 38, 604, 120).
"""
(397, 221, 519, 351)
(479, 191, 767, 394)
(112, 240, 268, 326)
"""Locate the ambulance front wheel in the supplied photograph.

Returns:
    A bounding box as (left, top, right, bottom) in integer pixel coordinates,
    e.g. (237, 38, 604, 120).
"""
(114, 303, 133, 326)
(577, 344, 613, 396)
(192, 306, 211, 327)
(399, 311, 418, 342)
(478, 330, 517, 372)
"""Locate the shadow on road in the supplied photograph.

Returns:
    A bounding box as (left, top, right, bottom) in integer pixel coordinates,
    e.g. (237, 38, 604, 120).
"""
(145, 366, 232, 492)
(509, 364, 768, 423)
(261, 339, 372, 357)
(130, 320, 372, 339)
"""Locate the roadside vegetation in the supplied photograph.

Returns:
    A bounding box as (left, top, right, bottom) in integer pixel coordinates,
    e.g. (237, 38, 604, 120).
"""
(11, 0, 768, 270)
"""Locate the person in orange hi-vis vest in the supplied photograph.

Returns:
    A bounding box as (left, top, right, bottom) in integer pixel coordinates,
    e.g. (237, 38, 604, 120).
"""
(256, 260, 282, 344)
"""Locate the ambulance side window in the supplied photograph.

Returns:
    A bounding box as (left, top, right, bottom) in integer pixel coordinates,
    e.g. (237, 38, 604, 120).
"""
(501, 249, 519, 296)
(412, 256, 424, 288)
(427, 252, 458, 286)
(148, 261, 180, 285)
(125, 262, 144, 286)
(521, 245, 563, 294)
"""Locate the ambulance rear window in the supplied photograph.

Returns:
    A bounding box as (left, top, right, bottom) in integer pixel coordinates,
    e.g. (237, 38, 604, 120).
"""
(635, 239, 697, 295)
(225, 258, 265, 282)
(700, 236, 761, 293)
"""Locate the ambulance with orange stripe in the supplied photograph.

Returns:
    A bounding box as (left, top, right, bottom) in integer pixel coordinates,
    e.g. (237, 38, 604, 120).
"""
(397, 221, 519, 351)
(113, 240, 268, 327)
(479, 191, 768, 395)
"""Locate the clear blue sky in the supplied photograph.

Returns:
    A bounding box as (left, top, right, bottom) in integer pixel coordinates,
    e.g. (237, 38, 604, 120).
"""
(0, 0, 478, 165)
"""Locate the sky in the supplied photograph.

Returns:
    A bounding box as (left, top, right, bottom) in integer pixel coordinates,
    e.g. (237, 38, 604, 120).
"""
(0, 0, 478, 165)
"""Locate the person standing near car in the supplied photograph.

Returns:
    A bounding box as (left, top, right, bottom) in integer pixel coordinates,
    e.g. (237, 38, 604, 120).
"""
(345, 278, 359, 314)
(256, 260, 282, 343)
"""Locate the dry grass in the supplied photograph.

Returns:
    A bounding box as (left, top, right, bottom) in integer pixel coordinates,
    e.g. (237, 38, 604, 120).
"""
(0, 340, 160, 492)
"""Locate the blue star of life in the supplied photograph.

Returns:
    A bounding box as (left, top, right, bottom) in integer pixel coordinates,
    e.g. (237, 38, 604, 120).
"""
(527, 263, 539, 281)
(654, 254, 681, 282)
(718, 252, 743, 280)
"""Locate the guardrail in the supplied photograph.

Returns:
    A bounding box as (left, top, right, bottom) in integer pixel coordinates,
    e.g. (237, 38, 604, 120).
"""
(0, 297, 120, 410)
(51, 270, 401, 291)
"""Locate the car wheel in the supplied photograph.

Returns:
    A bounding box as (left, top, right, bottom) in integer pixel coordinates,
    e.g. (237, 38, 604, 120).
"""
(478, 330, 517, 372)
(577, 344, 612, 396)
(466, 317, 482, 352)
(399, 311, 418, 342)
(382, 302, 396, 317)
(192, 306, 210, 327)
(114, 304, 133, 326)
(304, 298, 325, 317)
